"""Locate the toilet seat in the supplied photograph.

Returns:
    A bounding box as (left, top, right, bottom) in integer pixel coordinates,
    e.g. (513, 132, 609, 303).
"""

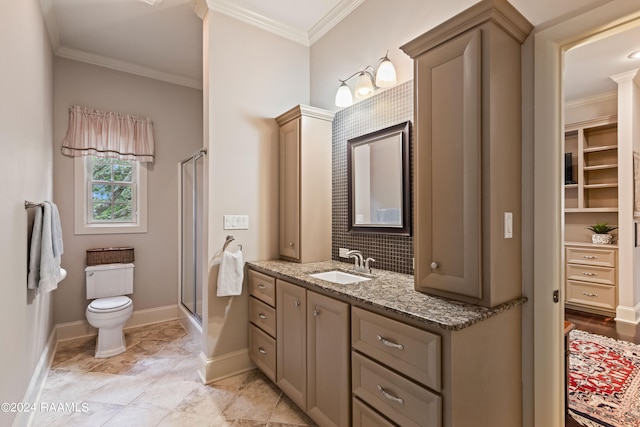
(88, 296, 132, 313)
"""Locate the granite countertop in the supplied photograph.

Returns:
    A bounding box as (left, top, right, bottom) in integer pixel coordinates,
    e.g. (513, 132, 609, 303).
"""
(247, 259, 526, 332)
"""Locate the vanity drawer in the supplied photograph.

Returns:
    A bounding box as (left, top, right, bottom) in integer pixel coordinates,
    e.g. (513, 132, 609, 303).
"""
(249, 324, 276, 381)
(352, 307, 441, 391)
(353, 397, 396, 427)
(352, 352, 441, 427)
(566, 280, 616, 311)
(248, 270, 276, 307)
(566, 247, 616, 267)
(249, 296, 276, 338)
(566, 264, 615, 285)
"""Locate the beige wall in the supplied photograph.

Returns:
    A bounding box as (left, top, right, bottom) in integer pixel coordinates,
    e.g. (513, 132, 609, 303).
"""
(202, 11, 309, 364)
(52, 57, 203, 324)
(0, 0, 54, 424)
(309, 0, 480, 111)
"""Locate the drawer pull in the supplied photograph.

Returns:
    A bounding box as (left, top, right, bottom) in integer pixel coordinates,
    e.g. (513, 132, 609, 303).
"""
(258, 347, 267, 354)
(377, 385, 404, 405)
(376, 335, 404, 351)
(583, 255, 598, 259)
(582, 292, 598, 297)
(257, 284, 267, 290)
(582, 272, 597, 277)
(258, 313, 267, 320)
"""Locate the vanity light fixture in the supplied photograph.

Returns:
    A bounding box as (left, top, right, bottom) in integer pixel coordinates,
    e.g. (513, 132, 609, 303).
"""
(334, 51, 397, 108)
(629, 50, 640, 59)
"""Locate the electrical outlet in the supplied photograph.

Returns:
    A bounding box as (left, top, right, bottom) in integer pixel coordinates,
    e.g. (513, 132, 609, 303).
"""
(339, 248, 349, 258)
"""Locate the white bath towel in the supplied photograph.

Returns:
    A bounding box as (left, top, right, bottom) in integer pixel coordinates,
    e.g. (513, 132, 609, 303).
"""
(27, 202, 64, 292)
(216, 249, 244, 297)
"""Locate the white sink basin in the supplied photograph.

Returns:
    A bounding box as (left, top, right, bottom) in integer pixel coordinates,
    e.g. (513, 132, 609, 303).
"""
(309, 270, 371, 284)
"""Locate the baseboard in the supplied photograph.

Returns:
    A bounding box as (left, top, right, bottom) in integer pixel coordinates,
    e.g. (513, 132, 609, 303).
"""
(615, 303, 640, 325)
(12, 327, 57, 427)
(56, 304, 179, 341)
(198, 349, 255, 384)
(178, 305, 202, 342)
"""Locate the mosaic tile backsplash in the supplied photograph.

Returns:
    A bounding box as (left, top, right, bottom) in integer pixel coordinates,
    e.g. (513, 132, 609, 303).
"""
(332, 80, 414, 275)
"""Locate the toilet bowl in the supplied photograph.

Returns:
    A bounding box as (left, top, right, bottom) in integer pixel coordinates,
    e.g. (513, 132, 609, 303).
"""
(86, 296, 133, 358)
(85, 263, 134, 358)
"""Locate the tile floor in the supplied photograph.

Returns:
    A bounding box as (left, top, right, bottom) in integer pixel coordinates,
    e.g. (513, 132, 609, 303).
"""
(33, 320, 316, 427)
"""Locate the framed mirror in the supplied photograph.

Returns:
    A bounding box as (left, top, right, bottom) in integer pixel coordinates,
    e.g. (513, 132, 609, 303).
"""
(347, 121, 411, 235)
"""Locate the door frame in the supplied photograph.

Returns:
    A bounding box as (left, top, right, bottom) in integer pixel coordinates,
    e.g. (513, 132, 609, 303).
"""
(532, 1, 640, 425)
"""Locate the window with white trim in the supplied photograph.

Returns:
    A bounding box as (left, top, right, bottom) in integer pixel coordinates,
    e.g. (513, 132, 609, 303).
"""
(74, 156, 148, 235)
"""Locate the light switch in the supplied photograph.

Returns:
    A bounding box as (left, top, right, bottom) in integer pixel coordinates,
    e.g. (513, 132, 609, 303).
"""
(223, 215, 249, 230)
(504, 212, 513, 239)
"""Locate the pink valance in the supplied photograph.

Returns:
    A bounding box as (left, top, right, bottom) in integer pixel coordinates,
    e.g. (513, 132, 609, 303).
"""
(61, 105, 155, 163)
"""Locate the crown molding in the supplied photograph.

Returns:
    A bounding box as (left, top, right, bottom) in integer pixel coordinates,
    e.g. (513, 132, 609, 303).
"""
(39, 0, 61, 51)
(206, 0, 309, 46)
(206, 0, 363, 46)
(564, 90, 617, 109)
(309, 0, 365, 45)
(55, 46, 203, 90)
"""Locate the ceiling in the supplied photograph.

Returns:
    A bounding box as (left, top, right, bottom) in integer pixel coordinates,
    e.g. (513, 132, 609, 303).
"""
(40, 0, 640, 100)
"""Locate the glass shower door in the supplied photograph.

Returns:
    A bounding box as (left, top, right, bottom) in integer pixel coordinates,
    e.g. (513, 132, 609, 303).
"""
(181, 150, 204, 322)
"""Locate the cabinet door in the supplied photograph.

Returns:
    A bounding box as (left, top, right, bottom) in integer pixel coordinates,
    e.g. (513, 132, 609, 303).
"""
(414, 29, 482, 299)
(276, 280, 307, 409)
(279, 118, 300, 260)
(307, 291, 350, 427)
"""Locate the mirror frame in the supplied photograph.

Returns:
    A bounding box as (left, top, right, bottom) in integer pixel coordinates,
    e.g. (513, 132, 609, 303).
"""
(347, 121, 411, 235)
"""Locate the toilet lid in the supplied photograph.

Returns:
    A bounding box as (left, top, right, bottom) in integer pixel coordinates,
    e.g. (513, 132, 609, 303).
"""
(89, 296, 131, 312)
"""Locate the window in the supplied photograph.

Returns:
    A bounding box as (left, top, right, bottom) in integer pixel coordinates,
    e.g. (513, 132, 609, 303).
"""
(74, 156, 147, 234)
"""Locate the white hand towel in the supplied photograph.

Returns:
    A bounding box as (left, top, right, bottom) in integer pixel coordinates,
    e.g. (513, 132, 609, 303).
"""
(39, 202, 63, 293)
(217, 249, 244, 297)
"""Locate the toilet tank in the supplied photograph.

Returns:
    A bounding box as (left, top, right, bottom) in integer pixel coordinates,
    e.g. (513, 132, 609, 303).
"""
(85, 263, 134, 299)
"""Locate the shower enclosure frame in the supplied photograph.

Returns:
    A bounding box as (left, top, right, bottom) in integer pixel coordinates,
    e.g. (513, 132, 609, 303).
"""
(179, 148, 206, 323)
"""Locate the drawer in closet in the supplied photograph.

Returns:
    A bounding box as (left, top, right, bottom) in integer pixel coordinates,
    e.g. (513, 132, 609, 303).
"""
(566, 280, 616, 311)
(566, 264, 615, 285)
(352, 352, 441, 427)
(249, 296, 276, 338)
(352, 307, 441, 391)
(249, 324, 276, 381)
(566, 247, 616, 267)
(248, 270, 276, 306)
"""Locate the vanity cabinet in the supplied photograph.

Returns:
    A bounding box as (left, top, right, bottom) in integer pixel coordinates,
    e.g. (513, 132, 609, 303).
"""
(565, 243, 618, 315)
(248, 265, 523, 427)
(276, 105, 334, 263)
(401, 0, 532, 308)
(274, 278, 350, 427)
(248, 270, 277, 381)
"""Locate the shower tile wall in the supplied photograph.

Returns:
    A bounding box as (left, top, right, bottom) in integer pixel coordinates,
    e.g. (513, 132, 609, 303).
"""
(332, 80, 414, 275)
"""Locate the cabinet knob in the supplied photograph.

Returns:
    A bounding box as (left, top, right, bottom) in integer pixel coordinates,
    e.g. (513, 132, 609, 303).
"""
(430, 262, 439, 270)
(288, 241, 295, 248)
(294, 300, 301, 307)
(313, 308, 320, 317)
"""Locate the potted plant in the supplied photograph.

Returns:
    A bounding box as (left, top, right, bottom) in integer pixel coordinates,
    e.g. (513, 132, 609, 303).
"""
(587, 223, 617, 245)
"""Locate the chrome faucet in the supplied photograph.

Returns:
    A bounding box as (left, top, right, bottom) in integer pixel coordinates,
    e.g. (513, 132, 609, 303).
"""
(346, 250, 375, 273)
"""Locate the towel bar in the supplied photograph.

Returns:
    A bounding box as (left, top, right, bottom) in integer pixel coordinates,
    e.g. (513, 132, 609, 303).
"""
(25, 200, 43, 209)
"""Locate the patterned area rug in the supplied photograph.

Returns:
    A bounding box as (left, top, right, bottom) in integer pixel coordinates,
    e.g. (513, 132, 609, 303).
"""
(569, 329, 640, 427)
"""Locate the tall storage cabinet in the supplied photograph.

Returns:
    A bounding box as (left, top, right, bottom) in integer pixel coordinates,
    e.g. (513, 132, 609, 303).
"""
(276, 105, 334, 263)
(401, 0, 532, 308)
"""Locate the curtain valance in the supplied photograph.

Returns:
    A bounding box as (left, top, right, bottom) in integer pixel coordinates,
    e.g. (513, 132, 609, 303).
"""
(61, 105, 155, 163)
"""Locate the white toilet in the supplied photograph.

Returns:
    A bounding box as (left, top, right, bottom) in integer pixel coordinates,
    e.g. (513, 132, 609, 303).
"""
(85, 263, 134, 358)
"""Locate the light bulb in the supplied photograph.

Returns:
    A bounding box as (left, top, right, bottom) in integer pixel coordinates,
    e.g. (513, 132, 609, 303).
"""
(335, 82, 353, 107)
(354, 72, 374, 99)
(375, 56, 397, 88)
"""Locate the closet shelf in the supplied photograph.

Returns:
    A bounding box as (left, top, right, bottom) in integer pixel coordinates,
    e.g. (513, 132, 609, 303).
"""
(584, 164, 617, 171)
(583, 144, 617, 153)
